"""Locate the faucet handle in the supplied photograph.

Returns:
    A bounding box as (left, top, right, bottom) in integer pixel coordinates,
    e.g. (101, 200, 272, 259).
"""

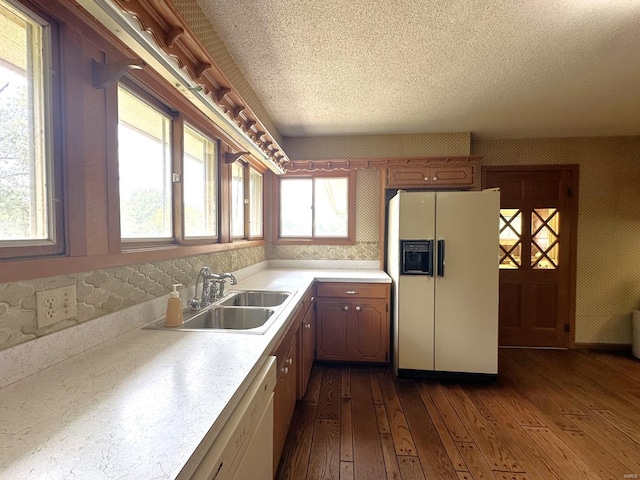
(188, 297, 201, 311)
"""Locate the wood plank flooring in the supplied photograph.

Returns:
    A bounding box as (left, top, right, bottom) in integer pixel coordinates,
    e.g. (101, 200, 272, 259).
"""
(275, 348, 640, 480)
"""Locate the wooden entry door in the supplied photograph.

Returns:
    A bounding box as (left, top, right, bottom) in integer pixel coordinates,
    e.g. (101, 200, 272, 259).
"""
(482, 166, 578, 348)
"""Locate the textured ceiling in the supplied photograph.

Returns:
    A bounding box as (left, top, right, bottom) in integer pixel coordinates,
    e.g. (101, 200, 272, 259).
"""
(195, 0, 640, 139)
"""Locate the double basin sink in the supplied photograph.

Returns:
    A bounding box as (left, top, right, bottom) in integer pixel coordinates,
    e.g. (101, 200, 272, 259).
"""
(148, 290, 293, 334)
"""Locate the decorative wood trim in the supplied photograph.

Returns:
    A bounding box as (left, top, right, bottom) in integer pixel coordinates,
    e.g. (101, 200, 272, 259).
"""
(284, 156, 483, 173)
(109, 0, 289, 171)
(573, 343, 632, 351)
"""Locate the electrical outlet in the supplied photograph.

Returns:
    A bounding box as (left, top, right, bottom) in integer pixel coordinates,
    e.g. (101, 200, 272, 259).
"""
(36, 285, 77, 329)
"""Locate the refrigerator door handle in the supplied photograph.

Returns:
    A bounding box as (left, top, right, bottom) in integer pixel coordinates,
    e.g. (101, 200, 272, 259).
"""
(428, 239, 434, 277)
(437, 239, 445, 277)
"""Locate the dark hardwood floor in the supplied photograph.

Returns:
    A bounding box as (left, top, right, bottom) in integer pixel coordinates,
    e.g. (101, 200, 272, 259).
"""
(275, 348, 640, 480)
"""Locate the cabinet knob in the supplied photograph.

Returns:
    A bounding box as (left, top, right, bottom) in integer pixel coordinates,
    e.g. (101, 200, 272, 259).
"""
(309, 296, 314, 302)
(286, 357, 293, 365)
(355, 306, 361, 312)
(304, 323, 311, 329)
(423, 176, 429, 181)
(433, 176, 438, 181)
(345, 291, 357, 295)
(281, 366, 289, 375)
(342, 305, 349, 311)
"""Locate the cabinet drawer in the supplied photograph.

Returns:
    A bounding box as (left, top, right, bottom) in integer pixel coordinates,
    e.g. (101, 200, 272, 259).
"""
(316, 282, 389, 299)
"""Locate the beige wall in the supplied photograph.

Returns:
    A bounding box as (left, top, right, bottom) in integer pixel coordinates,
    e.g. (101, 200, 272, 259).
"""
(273, 134, 640, 345)
(473, 136, 640, 344)
(283, 132, 471, 159)
(2, 135, 638, 353)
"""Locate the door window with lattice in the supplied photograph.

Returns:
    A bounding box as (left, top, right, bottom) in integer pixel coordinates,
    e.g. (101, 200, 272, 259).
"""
(499, 207, 560, 270)
(531, 208, 559, 269)
(499, 209, 522, 269)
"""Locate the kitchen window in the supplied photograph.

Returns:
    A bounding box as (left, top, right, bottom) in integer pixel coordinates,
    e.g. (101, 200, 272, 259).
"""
(275, 173, 355, 244)
(117, 85, 174, 241)
(231, 162, 264, 240)
(231, 161, 245, 239)
(249, 168, 263, 239)
(183, 124, 218, 239)
(0, 0, 63, 259)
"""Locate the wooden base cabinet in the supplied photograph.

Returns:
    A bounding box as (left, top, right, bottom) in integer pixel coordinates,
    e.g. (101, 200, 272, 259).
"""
(315, 283, 390, 363)
(272, 316, 299, 476)
(298, 287, 315, 399)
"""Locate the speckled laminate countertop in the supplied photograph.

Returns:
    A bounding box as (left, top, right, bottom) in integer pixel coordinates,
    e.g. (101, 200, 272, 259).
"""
(0, 268, 390, 479)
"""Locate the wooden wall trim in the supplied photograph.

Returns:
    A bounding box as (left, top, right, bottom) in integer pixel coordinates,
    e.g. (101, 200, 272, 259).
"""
(108, 0, 288, 171)
(574, 343, 632, 351)
(284, 156, 483, 172)
(0, 240, 265, 284)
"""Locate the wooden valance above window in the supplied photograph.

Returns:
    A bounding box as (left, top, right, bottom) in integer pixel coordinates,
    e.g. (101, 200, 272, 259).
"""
(80, 0, 289, 173)
(284, 156, 482, 190)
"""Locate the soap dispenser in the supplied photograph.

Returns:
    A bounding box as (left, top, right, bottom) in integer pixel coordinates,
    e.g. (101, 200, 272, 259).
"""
(164, 284, 184, 327)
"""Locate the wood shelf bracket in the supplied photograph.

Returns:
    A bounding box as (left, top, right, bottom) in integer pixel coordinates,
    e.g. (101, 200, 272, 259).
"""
(224, 151, 249, 164)
(92, 59, 145, 89)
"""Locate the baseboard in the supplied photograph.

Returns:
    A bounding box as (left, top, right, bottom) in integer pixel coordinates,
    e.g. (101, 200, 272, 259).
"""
(574, 342, 632, 351)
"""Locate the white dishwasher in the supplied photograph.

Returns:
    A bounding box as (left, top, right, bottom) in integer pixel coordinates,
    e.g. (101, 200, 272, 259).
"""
(191, 356, 277, 480)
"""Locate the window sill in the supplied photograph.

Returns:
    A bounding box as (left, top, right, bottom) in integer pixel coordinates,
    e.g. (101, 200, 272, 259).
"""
(0, 240, 265, 284)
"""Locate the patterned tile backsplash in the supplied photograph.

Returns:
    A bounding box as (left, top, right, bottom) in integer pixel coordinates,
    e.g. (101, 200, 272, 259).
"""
(266, 242, 380, 261)
(0, 246, 266, 352)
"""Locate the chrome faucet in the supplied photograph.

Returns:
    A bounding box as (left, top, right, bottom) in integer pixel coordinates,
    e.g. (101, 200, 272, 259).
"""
(188, 266, 214, 311)
(188, 268, 237, 310)
(211, 272, 237, 300)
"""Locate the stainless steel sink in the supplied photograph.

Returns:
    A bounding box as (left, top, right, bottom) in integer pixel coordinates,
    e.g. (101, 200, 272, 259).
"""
(145, 289, 295, 334)
(183, 306, 274, 331)
(146, 306, 276, 334)
(219, 290, 291, 307)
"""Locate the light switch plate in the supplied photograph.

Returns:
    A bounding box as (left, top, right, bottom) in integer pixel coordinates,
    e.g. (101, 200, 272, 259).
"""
(36, 285, 77, 329)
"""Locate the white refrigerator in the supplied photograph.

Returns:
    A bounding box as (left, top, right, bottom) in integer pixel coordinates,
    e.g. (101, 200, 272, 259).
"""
(387, 189, 500, 378)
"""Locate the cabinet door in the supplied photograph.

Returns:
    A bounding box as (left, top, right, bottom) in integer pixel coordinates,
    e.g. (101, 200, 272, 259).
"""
(298, 302, 315, 398)
(273, 332, 298, 474)
(386, 164, 431, 188)
(429, 163, 475, 188)
(350, 300, 389, 362)
(316, 301, 349, 361)
(387, 162, 477, 189)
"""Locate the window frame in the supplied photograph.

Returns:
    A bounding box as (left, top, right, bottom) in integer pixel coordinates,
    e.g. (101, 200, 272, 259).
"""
(181, 121, 220, 243)
(248, 166, 264, 240)
(116, 80, 178, 248)
(0, 0, 271, 283)
(230, 159, 246, 240)
(0, 0, 64, 260)
(273, 171, 356, 245)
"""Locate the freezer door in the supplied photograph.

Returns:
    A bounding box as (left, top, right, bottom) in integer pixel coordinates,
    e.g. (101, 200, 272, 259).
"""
(434, 190, 500, 374)
(394, 191, 436, 372)
(397, 275, 435, 371)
